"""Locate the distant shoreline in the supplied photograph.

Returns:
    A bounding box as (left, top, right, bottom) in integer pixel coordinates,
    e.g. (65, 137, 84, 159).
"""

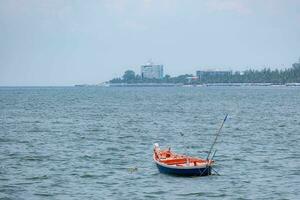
(74, 83, 300, 87)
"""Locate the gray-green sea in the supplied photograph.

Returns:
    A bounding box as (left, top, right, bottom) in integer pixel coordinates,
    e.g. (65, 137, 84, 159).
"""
(1, 86, 299, 199)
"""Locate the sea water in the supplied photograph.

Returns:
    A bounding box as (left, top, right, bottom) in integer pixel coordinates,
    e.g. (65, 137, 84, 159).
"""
(0, 86, 299, 199)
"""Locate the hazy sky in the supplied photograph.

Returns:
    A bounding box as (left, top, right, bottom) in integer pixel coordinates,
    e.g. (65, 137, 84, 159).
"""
(1, 0, 300, 86)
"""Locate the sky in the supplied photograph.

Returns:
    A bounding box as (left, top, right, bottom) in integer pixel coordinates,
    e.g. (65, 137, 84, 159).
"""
(0, 0, 300, 86)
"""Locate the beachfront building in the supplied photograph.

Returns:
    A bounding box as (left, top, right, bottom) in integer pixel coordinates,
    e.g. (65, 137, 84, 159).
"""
(141, 62, 164, 79)
(196, 70, 232, 82)
(186, 76, 199, 84)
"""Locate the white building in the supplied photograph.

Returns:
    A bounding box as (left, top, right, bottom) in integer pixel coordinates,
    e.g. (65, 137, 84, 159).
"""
(141, 61, 164, 79)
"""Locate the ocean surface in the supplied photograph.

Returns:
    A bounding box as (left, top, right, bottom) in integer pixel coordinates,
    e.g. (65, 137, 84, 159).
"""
(0, 86, 299, 200)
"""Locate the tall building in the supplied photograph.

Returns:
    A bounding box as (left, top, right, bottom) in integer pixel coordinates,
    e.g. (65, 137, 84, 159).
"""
(141, 62, 164, 79)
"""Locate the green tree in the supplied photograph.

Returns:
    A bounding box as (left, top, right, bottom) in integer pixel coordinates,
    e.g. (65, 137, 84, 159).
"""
(109, 77, 122, 83)
(163, 75, 171, 83)
(123, 70, 136, 83)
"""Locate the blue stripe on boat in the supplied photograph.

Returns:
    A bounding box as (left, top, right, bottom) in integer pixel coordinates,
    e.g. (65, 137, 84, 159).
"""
(156, 163, 211, 176)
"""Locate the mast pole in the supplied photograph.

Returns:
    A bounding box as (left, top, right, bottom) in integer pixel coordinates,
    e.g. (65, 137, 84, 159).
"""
(206, 114, 228, 160)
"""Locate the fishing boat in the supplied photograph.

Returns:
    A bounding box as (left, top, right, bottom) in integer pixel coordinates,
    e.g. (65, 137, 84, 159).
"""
(153, 143, 213, 176)
(153, 114, 228, 176)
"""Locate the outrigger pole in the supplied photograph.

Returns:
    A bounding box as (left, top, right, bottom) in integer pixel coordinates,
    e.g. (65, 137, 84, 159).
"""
(206, 114, 228, 161)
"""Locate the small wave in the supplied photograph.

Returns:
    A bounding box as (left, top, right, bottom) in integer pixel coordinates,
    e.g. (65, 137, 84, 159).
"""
(80, 174, 98, 179)
(25, 175, 49, 180)
(144, 190, 167, 195)
(79, 155, 93, 160)
(178, 192, 205, 197)
(88, 128, 101, 132)
(290, 169, 300, 176)
(34, 193, 53, 197)
(106, 147, 118, 151)
(118, 135, 134, 139)
(27, 128, 48, 133)
(0, 138, 12, 143)
(17, 140, 29, 144)
(14, 182, 35, 185)
(22, 155, 49, 161)
(102, 158, 112, 164)
(206, 193, 228, 198)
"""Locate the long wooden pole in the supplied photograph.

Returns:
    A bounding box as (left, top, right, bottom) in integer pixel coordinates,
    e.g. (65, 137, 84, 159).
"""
(206, 114, 228, 160)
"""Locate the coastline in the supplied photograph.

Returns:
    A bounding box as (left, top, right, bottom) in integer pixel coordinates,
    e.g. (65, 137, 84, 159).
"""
(74, 83, 300, 87)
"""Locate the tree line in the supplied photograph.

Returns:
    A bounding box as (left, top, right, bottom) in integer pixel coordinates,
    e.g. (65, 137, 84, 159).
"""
(109, 63, 300, 84)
